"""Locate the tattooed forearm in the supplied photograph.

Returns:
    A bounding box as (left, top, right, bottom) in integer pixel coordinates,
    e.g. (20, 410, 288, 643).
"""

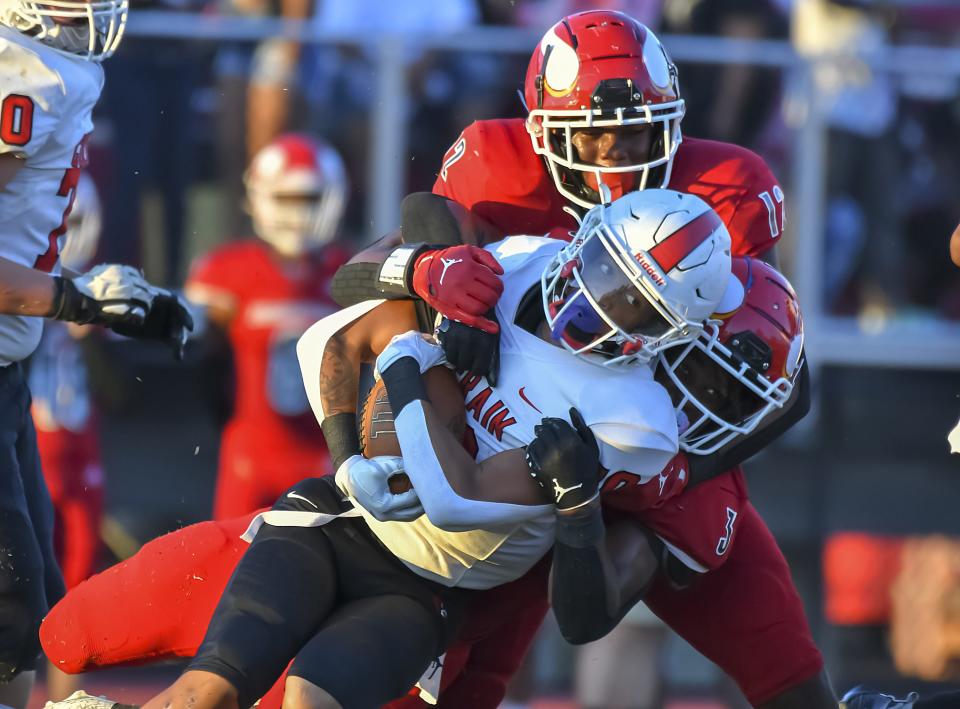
(319, 332, 358, 417)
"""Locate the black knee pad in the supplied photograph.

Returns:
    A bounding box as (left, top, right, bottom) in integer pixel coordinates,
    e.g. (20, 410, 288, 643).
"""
(189, 522, 338, 708)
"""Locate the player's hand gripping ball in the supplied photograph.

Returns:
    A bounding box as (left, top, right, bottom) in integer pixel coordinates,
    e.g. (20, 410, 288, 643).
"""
(358, 364, 466, 507)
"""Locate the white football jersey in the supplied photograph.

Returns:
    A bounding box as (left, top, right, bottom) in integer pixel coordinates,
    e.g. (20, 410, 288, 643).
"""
(0, 27, 104, 364)
(360, 236, 678, 589)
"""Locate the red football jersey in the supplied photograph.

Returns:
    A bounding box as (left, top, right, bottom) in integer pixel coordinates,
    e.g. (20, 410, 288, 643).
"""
(187, 240, 350, 474)
(432, 118, 784, 259)
(432, 118, 784, 517)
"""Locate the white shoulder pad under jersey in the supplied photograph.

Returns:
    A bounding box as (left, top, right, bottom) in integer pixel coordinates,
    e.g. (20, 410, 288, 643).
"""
(0, 28, 104, 364)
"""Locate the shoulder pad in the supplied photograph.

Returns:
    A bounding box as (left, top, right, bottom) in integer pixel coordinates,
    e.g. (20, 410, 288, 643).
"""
(580, 376, 678, 479)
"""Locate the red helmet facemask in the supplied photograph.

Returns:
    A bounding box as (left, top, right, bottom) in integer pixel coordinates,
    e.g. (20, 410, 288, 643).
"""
(524, 11, 685, 211)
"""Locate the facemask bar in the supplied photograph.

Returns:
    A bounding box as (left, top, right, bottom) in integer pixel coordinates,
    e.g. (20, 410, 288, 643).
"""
(6, 0, 128, 61)
(541, 205, 703, 368)
(528, 100, 685, 210)
(662, 321, 797, 455)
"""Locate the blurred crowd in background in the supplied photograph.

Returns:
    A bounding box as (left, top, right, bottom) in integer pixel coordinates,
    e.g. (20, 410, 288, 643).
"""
(36, 0, 960, 707)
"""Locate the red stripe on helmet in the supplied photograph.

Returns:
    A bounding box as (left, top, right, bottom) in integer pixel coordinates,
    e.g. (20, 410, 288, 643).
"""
(647, 209, 722, 273)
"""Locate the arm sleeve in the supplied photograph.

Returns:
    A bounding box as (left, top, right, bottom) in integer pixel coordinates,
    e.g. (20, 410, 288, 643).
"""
(184, 249, 239, 311)
(724, 151, 784, 259)
(329, 193, 466, 307)
(394, 402, 552, 531)
(550, 504, 657, 645)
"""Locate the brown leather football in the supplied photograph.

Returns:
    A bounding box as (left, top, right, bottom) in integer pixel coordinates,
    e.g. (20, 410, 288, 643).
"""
(359, 365, 466, 493)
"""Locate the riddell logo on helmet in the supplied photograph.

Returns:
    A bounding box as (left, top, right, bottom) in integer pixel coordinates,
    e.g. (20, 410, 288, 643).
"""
(636, 253, 666, 286)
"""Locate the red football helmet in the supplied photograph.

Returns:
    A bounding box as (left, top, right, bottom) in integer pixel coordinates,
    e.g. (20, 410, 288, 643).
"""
(524, 10, 684, 211)
(657, 257, 805, 455)
(245, 133, 348, 258)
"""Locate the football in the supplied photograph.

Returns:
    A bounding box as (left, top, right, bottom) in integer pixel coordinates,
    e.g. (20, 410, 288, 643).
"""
(359, 365, 466, 493)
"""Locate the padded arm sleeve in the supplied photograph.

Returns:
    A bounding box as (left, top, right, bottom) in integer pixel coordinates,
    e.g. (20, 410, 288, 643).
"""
(329, 193, 467, 307)
(551, 503, 639, 645)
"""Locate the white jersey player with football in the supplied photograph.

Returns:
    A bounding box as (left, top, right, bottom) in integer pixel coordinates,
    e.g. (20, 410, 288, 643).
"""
(0, 4, 190, 706)
(43, 189, 734, 709)
(297, 188, 734, 591)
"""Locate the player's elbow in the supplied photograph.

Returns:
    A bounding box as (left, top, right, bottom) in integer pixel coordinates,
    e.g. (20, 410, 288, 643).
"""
(420, 501, 472, 532)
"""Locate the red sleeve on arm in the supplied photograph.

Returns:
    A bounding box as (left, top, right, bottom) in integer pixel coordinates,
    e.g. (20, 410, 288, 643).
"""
(677, 140, 784, 260)
(187, 246, 237, 293)
(185, 244, 251, 313)
(432, 123, 486, 206)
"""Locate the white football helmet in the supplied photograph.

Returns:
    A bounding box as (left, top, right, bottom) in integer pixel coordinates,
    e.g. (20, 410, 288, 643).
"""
(59, 172, 101, 271)
(542, 189, 732, 367)
(1, 0, 128, 61)
(245, 133, 348, 258)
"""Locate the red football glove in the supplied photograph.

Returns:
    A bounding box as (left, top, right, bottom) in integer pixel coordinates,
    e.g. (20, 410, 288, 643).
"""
(412, 245, 504, 334)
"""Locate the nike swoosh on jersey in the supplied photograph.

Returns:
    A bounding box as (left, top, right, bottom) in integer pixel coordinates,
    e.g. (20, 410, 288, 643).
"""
(518, 387, 542, 413)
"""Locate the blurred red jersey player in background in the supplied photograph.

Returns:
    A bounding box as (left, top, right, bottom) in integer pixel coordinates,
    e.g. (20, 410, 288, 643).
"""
(185, 133, 351, 518)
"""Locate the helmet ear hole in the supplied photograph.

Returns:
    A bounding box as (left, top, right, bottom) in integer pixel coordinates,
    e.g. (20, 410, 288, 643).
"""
(726, 331, 772, 374)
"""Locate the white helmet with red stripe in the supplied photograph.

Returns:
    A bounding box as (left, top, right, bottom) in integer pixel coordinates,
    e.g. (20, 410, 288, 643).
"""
(245, 133, 348, 257)
(542, 188, 733, 367)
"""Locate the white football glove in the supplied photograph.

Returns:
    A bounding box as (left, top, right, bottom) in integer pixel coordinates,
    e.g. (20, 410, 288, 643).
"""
(51, 264, 194, 359)
(374, 330, 447, 381)
(335, 454, 424, 522)
(52, 264, 159, 324)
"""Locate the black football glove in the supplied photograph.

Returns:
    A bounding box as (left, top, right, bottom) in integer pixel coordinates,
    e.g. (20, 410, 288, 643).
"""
(51, 264, 154, 328)
(51, 264, 193, 360)
(436, 314, 500, 385)
(109, 292, 194, 360)
(525, 407, 601, 511)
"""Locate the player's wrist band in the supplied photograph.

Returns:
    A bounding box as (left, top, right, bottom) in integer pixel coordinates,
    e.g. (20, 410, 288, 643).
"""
(554, 497, 604, 548)
(376, 243, 434, 297)
(320, 413, 361, 471)
(380, 358, 427, 414)
(49, 276, 93, 324)
(49, 276, 73, 320)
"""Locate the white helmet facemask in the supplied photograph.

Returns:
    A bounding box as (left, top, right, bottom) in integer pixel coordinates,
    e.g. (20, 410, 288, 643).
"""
(542, 189, 733, 368)
(658, 321, 797, 455)
(528, 96, 685, 210)
(542, 206, 698, 367)
(2, 0, 128, 61)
